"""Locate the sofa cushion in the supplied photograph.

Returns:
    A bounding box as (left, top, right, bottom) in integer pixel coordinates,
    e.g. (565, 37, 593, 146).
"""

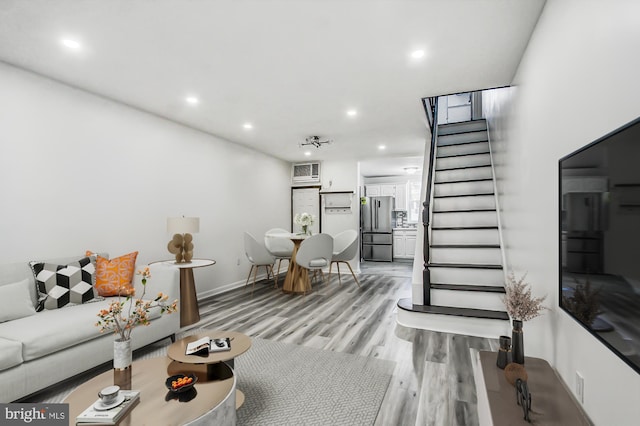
(88, 251, 138, 297)
(0, 297, 163, 361)
(0, 278, 36, 322)
(0, 337, 23, 372)
(30, 256, 99, 310)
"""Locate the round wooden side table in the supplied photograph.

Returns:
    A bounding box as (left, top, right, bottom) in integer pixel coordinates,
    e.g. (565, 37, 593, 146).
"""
(151, 259, 215, 327)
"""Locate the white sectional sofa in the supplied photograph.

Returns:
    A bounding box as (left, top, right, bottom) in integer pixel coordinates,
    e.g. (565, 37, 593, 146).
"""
(0, 255, 181, 402)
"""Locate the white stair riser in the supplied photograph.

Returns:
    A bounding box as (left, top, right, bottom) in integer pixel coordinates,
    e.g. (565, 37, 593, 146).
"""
(438, 120, 487, 136)
(432, 211, 498, 227)
(431, 229, 500, 245)
(434, 180, 494, 197)
(431, 289, 506, 311)
(437, 153, 491, 170)
(433, 194, 496, 211)
(397, 309, 509, 339)
(438, 131, 488, 146)
(430, 266, 503, 286)
(430, 247, 502, 264)
(435, 167, 492, 183)
(437, 141, 489, 157)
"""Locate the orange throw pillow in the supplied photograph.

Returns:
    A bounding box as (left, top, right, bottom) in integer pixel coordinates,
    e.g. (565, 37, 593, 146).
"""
(86, 251, 138, 297)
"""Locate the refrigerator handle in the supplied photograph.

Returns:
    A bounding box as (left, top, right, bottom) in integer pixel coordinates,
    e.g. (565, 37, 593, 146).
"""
(374, 200, 378, 229)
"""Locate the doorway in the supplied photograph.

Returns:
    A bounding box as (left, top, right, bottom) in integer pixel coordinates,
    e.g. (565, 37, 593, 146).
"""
(291, 186, 321, 234)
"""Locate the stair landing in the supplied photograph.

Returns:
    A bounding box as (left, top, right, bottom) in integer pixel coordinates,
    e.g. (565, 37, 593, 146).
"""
(397, 298, 510, 338)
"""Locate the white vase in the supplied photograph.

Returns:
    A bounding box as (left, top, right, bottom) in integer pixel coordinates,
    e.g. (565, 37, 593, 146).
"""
(113, 338, 132, 370)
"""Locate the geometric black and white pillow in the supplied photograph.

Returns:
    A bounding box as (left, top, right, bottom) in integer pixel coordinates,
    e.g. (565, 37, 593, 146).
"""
(29, 256, 99, 311)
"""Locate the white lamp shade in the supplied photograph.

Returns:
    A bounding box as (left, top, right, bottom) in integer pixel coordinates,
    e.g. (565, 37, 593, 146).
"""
(167, 217, 200, 234)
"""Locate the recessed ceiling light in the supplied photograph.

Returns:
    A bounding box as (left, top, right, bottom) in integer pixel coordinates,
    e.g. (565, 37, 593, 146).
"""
(346, 109, 358, 117)
(304, 151, 312, 157)
(185, 96, 199, 105)
(61, 39, 81, 49)
(378, 145, 386, 150)
(410, 49, 425, 59)
(243, 123, 253, 130)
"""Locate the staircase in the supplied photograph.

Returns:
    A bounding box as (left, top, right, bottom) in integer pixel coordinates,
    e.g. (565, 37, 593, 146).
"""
(397, 118, 510, 338)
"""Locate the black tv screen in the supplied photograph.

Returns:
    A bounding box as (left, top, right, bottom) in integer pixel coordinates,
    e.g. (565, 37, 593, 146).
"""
(559, 116, 640, 374)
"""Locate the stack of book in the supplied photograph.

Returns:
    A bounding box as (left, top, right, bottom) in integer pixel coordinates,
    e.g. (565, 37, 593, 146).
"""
(76, 390, 140, 425)
(185, 336, 231, 356)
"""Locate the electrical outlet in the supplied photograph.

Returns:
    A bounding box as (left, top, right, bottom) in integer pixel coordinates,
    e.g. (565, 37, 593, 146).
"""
(575, 371, 584, 404)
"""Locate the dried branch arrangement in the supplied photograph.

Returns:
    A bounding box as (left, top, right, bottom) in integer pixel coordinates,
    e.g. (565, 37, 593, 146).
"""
(502, 271, 548, 321)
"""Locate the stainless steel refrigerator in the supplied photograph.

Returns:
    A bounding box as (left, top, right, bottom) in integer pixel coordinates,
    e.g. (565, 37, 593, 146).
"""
(361, 196, 394, 261)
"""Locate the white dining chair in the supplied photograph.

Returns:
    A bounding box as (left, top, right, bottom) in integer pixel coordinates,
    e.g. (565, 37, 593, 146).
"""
(243, 232, 276, 295)
(329, 229, 361, 287)
(295, 233, 333, 292)
(264, 228, 294, 288)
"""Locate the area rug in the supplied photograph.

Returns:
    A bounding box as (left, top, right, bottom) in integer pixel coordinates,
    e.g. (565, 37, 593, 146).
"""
(234, 338, 395, 425)
(28, 333, 395, 425)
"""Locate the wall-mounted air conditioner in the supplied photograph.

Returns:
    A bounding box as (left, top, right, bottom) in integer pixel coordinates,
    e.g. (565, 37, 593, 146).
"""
(292, 162, 320, 184)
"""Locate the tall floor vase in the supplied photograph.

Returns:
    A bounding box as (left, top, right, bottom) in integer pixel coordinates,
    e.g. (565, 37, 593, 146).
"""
(512, 320, 525, 364)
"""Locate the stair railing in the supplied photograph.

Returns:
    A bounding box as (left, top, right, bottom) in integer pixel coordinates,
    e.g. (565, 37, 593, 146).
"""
(421, 97, 438, 305)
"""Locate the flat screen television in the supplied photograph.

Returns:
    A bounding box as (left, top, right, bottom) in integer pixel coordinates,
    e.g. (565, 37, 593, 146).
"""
(559, 116, 640, 374)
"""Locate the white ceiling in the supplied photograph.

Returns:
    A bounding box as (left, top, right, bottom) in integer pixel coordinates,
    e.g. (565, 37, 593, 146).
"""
(0, 0, 545, 174)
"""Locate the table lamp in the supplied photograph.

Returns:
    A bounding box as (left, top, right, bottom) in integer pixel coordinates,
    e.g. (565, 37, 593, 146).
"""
(167, 217, 200, 263)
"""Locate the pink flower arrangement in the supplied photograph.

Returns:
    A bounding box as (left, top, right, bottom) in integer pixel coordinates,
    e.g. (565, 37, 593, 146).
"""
(96, 267, 178, 340)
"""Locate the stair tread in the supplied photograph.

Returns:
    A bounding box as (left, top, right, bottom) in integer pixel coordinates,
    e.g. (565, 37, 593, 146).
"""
(433, 208, 496, 213)
(397, 298, 509, 320)
(430, 244, 500, 248)
(433, 192, 494, 198)
(437, 139, 489, 147)
(431, 283, 506, 293)
(434, 178, 493, 185)
(438, 120, 487, 133)
(435, 164, 491, 171)
(432, 225, 498, 230)
(429, 262, 503, 269)
(436, 151, 490, 159)
(437, 139, 488, 146)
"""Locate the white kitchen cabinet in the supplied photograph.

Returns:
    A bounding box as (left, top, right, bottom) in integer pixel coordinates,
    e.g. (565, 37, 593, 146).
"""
(393, 234, 405, 258)
(395, 183, 407, 211)
(393, 228, 417, 259)
(405, 232, 417, 257)
(380, 184, 396, 197)
(365, 185, 381, 196)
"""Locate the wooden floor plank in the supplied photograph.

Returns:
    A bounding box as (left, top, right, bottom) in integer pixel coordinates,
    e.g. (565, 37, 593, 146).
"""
(173, 262, 498, 425)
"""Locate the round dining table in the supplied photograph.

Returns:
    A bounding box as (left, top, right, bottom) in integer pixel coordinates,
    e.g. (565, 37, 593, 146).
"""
(275, 233, 311, 294)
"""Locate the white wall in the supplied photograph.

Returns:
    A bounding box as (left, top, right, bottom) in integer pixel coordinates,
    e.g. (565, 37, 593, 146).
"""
(483, 1, 640, 423)
(0, 63, 291, 297)
(320, 159, 360, 271)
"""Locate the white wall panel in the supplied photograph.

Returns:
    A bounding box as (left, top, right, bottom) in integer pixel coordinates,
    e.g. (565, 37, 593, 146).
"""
(483, 1, 640, 424)
(0, 63, 291, 296)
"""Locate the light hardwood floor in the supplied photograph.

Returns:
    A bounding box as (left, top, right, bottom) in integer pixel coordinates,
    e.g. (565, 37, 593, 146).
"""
(189, 261, 499, 426)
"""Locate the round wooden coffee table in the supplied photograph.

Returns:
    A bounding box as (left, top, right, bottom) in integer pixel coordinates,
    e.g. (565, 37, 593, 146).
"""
(65, 356, 236, 425)
(167, 330, 251, 408)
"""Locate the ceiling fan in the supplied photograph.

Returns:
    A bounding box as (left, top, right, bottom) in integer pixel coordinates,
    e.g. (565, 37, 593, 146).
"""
(299, 135, 333, 149)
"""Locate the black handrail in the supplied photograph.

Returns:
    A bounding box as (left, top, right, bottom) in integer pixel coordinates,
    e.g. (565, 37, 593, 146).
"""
(424, 97, 435, 130)
(421, 97, 438, 305)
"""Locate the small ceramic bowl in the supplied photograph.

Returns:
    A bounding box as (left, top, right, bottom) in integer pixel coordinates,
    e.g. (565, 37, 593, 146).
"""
(165, 374, 197, 393)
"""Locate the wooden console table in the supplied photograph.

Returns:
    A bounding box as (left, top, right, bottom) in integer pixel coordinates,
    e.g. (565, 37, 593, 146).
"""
(473, 350, 592, 425)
